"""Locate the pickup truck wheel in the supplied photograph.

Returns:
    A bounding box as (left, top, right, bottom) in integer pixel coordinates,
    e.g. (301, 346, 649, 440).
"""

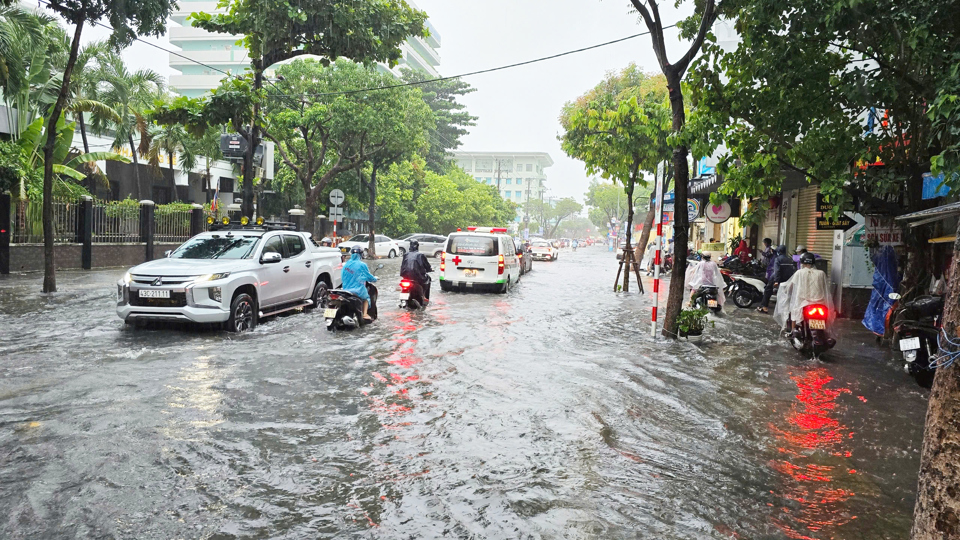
(227, 293, 257, 332)
(308, 280, 329, 310)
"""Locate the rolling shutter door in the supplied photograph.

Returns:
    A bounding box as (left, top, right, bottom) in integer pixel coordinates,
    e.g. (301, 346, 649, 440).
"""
(795, 186, 834, 272)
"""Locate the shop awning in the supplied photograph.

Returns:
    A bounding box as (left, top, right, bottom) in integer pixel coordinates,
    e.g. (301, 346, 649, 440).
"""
(689, 175, 722, 196)
(928, 235, 957, 244)
(895, 201, 960, 227)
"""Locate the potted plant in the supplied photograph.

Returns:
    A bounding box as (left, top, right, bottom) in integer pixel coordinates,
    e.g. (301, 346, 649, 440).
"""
(677, 307, 710, 337)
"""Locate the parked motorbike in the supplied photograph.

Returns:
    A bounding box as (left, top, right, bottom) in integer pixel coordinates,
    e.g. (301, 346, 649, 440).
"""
(890, 293, 943, 387)
(692, 285, 723, 314)
(324, 264, 384, 330)
(726, 274, 767, 308)
(789, 303, 837, 359)
(399, 276, 430, 310)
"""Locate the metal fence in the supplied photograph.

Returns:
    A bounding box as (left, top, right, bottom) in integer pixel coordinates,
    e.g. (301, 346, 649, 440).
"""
(91, 200, 141, 244)
(155, 206, 192, 243)
(12, 198, 80, 244)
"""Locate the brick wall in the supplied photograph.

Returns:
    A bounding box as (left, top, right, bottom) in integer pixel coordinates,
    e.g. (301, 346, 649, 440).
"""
(8, 243, 182, 273)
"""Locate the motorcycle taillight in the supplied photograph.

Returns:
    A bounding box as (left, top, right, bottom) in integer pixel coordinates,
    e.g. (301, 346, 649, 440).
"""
(804, 304, 829, 320)
(400, 280, 412, 291)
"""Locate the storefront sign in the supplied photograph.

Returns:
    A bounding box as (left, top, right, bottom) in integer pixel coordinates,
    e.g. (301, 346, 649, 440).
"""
(687, 199, 701, 222)
(816, 193, 834, 212)
(816, 213, 856, 231)
(705, 201, 732, 223)
(864, 216, 902, 246)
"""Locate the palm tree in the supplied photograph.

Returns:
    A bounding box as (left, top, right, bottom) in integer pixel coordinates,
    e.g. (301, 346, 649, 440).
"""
(66, 40, 117, 154)
(96, 52, 164, 200)
(146, 122, 197, 202)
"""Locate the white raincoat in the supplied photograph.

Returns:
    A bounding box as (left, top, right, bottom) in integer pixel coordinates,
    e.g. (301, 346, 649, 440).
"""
(773, 266, 835, 331)
(685, 260, 726, 306)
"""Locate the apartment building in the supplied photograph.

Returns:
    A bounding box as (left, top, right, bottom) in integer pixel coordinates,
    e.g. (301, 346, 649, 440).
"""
(168, 0, 442, 97)
(453, 151, 554, 221)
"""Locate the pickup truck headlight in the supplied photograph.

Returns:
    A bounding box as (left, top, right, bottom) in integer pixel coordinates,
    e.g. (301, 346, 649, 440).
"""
(195, 272, 231, 282)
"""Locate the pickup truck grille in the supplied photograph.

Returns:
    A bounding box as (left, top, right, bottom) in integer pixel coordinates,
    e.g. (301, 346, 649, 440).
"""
(131, 275, 199, 286)
(129, 292, 188, 308)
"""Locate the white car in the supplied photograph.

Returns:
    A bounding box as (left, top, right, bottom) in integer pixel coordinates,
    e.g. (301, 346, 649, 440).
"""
(337, 234, 403, 259)
(530, 239, 558, 261)
(395, 233, 448, 258)
(439, 227, 522, 293)
(117, 226, 342, 331)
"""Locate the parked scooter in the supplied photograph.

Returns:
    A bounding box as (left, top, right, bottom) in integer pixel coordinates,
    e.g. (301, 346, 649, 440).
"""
(726, 273, 767, 308)
(788, 304, 837, 359)
(399, 276, 430, 310)
(324, 264, 384, 330)
(890, 292, 943, 387)
(692, 286, 723, 314)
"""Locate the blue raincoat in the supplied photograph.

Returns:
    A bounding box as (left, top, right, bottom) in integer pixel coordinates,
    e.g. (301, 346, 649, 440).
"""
(341, 253, 377, 301)
(862, 246, 900, 335)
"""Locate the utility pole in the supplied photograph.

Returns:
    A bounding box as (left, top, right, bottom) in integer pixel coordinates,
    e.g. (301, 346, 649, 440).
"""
(495, 159, 503, 196)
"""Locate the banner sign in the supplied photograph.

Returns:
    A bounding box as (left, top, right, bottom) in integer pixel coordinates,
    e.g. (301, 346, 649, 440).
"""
(816, 213, 856, 231)
(687, 199, 701, 221)
(705, 201, 732, 223)
(816, 193, 835, 213)
(864, 216, 903, 246)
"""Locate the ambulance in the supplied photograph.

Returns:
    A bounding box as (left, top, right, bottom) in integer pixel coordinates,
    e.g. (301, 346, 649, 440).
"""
(439, 227, 522, 293)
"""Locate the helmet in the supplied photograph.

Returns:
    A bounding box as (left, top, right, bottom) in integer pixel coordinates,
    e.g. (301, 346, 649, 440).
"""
(800, 252, 816, 265)
(408, 239, 420, 252)
(702, 253, 712, 260)
(350, 245, 364, 255)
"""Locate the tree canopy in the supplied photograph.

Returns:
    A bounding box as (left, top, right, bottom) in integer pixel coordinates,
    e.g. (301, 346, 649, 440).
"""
(400, 68, 477, 174)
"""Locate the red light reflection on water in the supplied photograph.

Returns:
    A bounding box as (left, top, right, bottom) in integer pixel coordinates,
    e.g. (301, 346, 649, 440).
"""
(768, 368, 859, 539)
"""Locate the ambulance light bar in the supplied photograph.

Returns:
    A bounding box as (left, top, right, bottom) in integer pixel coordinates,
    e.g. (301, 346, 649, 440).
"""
(466, 227, 509, 233)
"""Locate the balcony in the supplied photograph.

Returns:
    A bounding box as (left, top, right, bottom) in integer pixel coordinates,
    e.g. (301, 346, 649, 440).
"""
(169, 25, 242, 43)
(168, 49, 249, 67)
(170, 74, 232, 91)
(409, 37, 440, 67)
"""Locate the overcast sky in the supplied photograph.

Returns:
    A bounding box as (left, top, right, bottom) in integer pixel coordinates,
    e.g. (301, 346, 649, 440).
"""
(73, 0, 699, 202)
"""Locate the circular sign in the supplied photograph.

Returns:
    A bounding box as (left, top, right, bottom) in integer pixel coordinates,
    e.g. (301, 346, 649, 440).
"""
(687, 199, 701, 222)
(706, 201, 732, 223)
(329, 189, 345, 205)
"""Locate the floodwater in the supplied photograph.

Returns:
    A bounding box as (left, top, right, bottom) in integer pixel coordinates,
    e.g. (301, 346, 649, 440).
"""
(0, 247, 929, 539)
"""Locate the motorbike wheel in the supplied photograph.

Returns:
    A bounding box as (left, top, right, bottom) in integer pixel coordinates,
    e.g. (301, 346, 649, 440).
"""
(733, 289, 755, 308)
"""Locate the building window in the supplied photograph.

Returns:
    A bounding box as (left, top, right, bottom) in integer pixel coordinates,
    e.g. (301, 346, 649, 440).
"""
(526, 164, 533, 171)
(515, 191, 522, 198)
(475, 177, 481, 182)
(516, 164, 523, 172)
(516, 178, 522, 185)
(506, 179, 512, 185)
(486, 177, 492, 183)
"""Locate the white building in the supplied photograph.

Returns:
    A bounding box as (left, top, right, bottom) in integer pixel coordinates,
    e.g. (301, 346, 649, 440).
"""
(453, 151, 554, 222)
(168, 0, 442, 97)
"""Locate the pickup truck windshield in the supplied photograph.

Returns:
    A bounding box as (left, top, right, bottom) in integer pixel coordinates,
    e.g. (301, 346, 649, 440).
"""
(171, 235, 261, 259)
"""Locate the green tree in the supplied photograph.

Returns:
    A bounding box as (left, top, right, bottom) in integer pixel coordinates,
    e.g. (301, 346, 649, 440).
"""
(96, 52, 164, 200)
(627, 0, 717, 334)
(262, 59, 432, 232)
(545, 198, 584, 238)
(34, 0, 175, 292)
(585, 179, 629, 229)
(560, 65, 671, 291)
(188, 0, 429, 218)
(400, 68, 477, 173)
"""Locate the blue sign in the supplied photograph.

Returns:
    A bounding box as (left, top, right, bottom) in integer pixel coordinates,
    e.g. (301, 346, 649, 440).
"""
(698, 157, 716, 176)
(922, 172, 951, 200)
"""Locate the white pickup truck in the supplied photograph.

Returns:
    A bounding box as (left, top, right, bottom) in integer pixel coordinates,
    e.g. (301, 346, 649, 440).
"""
(116, 226, 342, 331)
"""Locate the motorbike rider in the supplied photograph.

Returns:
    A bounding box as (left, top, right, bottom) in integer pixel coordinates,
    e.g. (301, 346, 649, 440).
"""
(342, 245, 378, 321)
(757, 245, 796, 313)
(774, 251, 835, 340)
(685, 252, 726, 307)
(400, 239, 433, 303)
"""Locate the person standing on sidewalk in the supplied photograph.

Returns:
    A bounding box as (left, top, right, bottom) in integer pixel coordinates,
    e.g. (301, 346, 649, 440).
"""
(757, 245, 795, 313)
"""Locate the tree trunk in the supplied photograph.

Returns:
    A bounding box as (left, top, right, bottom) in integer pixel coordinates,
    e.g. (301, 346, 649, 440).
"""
(623, 170, 637, 292)
(78, 113, 93, 192)
(911, 227, 960, 539)
(168, 148, 178, 202)
(662, 70, 691, 338)
(367, 167, 378, 258)
(635, 197, 657, 270)
(242, 67, 263, 218)
(128, 134, 142, 200)
(303, 187, 318, 226)
(40, 17, 84, 293)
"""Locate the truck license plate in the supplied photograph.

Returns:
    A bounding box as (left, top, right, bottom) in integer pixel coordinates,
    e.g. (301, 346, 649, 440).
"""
(707, 299, 718, 308)
(139, 290, 170, 298)
(323, 308, 338, 318)
(899, 337, 921, 351)
(809, 319, 826, 330)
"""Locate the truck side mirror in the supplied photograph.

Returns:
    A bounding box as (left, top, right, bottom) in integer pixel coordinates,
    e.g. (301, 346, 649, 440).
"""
(261, 252, 282, 264)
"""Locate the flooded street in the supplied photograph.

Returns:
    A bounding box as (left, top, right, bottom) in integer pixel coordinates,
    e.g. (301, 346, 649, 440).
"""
(0, 247, 929, 539)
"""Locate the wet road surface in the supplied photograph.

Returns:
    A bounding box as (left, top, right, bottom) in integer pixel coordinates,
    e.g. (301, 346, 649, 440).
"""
(0, 247, 929, 539)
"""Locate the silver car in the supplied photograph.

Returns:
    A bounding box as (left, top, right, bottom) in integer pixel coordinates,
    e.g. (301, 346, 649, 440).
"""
(396, 233, 448, 258)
